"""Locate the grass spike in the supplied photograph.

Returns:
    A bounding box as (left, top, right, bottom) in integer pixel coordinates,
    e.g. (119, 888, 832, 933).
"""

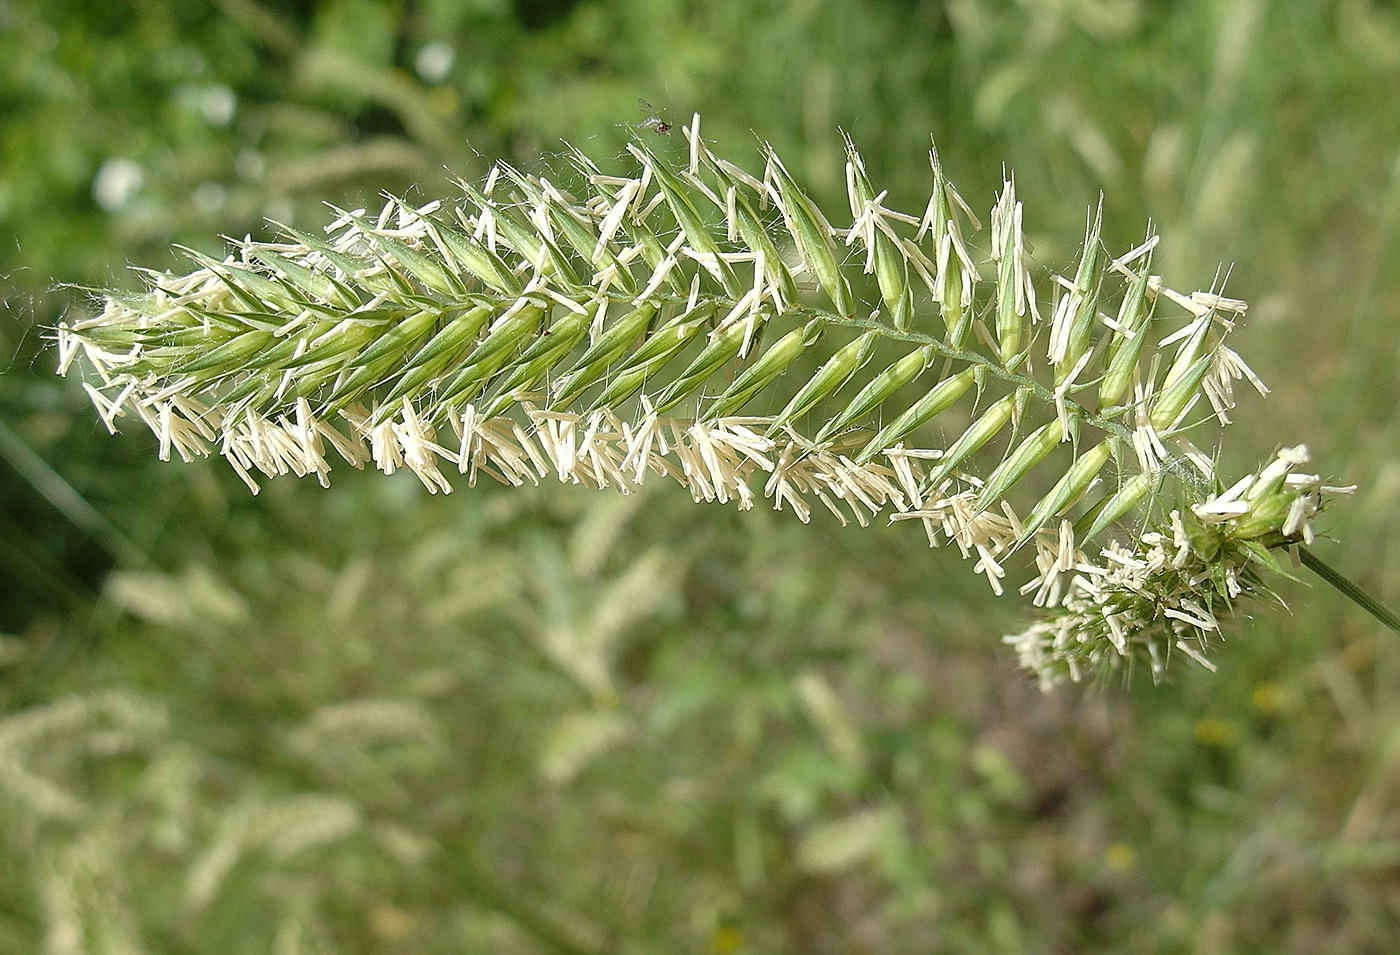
(57, 116, 1373, 688)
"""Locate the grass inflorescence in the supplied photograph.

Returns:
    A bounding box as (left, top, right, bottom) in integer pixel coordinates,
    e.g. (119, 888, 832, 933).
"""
(57, 116, 1363, 686)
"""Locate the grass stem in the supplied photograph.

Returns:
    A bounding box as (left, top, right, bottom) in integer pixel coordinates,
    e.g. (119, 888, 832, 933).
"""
(1299, 547, 1400, 635)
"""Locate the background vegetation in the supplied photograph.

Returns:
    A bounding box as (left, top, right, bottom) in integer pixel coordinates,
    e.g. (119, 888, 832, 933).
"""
(2, 0, 1399, 951)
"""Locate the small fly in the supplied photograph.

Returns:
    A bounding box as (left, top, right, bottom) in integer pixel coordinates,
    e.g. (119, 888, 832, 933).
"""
(635, 98, 672, 135)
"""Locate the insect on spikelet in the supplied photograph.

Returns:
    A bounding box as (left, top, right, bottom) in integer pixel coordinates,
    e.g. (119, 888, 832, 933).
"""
(56, 115, 1376, 687)
(635, 98, 673, 135)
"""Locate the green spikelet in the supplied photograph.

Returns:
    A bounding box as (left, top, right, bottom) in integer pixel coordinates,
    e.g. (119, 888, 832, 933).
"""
(56, 116, 1362, 687)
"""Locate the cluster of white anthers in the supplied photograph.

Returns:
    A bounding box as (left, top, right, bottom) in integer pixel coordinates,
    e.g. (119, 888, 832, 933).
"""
(60, 324, 1062, 596)
(1006, 445, 1354, 687)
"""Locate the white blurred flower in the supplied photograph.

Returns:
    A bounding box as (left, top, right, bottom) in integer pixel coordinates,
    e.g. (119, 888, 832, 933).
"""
(92, 157, 144, 212)
(415, 41, 455, 83)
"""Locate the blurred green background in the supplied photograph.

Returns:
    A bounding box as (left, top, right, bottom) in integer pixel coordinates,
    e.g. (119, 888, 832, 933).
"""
(3, 0, 1400, 952)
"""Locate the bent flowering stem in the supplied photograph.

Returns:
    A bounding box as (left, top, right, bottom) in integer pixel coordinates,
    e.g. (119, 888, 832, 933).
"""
(57, 116, 1384, 687)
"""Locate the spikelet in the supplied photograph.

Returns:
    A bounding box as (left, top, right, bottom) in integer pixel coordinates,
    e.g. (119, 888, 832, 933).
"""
(56, 116, 1356, 686)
